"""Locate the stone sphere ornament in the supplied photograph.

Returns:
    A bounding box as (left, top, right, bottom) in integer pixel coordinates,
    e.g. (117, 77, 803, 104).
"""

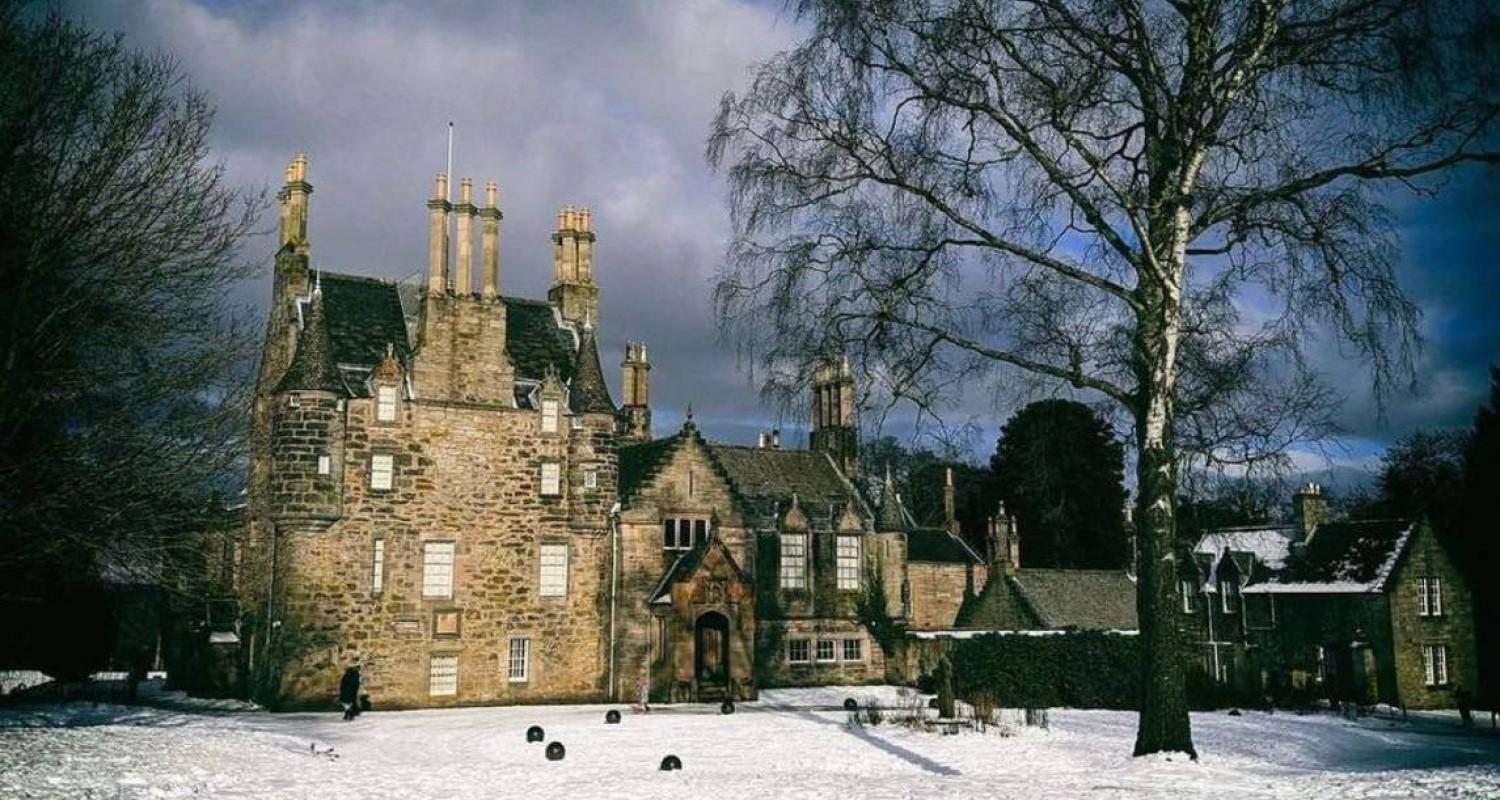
(660, 755, 682, 771)
(843, 698, 858, 711)
(720, 700, 735, 715)
(545, 741, 566, 761)
(526, 725, 545, 743)
(605, 709, 621, 724)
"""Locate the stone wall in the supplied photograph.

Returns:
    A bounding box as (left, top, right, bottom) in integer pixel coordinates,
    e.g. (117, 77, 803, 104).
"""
(269, 386, 616, 709)
(907, 562, 984, 630)
(754, 618, 886, 687)
(1387, 524, 1479, 708)
(409, 294, 515, 406)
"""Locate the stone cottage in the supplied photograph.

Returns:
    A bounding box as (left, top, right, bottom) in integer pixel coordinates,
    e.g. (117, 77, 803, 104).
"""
(1187, 484, 1479, 709)
(237, 155, 987, 708)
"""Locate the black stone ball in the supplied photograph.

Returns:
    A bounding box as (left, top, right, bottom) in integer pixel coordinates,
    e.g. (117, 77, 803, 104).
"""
(660, 755, 682, 771)
(720, 700, 735, 715)
(605, 709, 621, 724)
(526, 725, 545, 743)
(545, 741, 566, 761)
(843, 698, 858, 711)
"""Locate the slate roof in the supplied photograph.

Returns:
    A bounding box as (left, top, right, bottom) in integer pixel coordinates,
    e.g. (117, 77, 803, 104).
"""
(1194, 526, 1300, 572)
(568, 323, 615, 414)
(312, 270, 581, 388)
(953, 576, 1040, 630)
(276, 289, 344, 394)
(1245, 519, 1416, 595)
(705, 445, 857, 525)
(618, 435, 682, 504)
(1008, 569, 1139, 630)
(907, 528, 983, 564)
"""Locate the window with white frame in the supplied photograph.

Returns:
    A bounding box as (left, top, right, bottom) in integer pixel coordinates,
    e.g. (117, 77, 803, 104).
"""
(842, 638, 863, 661)
(1418, 577, 1443, 617)
(816, 639, 836, 662)
(1315, 646, 1328, 684)
(541, 399, 560, 434)
(370, 454, 394, 491)
(429, 655, 458, 696)
(836, 536, 861, 591)
(1219, 579, 1240, 613)
(371, 539, 385, 595)
(422, 541, 455, 599)
(317, 454, 331, 475)
(787, 639, 809, 664)
(540, 462, 561, 496)
(508, 637, 530, 682)
(584, 468, 598, 490)
(780, 534, 807, 589)
(1181, 580, 1198, 613)
(539, 543, 568, 598)
(376, 384, 399, 422)
(1423, 644, 1449, 686)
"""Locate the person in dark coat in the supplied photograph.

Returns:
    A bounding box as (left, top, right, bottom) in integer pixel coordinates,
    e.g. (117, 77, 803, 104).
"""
(339, 666, 361, 721)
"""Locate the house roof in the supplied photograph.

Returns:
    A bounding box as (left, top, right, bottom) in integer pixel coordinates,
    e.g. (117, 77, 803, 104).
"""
(568, 323, 615, 414)
(1008, 569, 1139, 630)
(276, 289, 344, 394)
(953, 575, 1040, 630)
(649, 539, 750, 604)
(1244, 519, 1416, 595)
(1194, 525, 1300, 571)
(618, 434, 683, 504)
(704, 444, 856, 526)
(309, 270, 583, 393)
(907, 528, 983, 564)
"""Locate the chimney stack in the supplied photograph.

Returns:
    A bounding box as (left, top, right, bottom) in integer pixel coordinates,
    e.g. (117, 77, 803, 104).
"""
(1293, 482, 1327, 541)
(426, 173, 451, 293)
(619, 341, 652, 443)
(479, 181, 502, 299)
(278, 153, 312, 256)
(549, 205, 600, 324)
(453, 178, 476, 295)
(988, 502, 1020, 575)
(943, 467, 958, 536)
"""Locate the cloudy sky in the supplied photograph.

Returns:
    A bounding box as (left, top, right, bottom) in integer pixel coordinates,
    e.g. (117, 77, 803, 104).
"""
(64, 0, 1500, 476)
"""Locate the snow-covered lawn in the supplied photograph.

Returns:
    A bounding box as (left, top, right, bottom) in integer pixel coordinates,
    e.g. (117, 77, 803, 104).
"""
(2, 685, 1497, 799)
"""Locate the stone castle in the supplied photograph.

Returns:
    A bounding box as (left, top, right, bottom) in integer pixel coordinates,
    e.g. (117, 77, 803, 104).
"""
(240, 155, 1020, 708)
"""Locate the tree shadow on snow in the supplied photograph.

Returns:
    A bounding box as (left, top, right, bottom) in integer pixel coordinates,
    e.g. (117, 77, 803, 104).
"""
(762, 701, 962, 777)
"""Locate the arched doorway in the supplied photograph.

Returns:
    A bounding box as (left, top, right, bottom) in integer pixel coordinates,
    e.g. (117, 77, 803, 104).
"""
(694, 611, 730, 697)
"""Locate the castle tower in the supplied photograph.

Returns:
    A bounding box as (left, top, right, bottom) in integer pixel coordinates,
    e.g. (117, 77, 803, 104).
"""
(269, 284, 345, 526)
(548, 206, 599, 325)
(809, 356, 858, 478)
(619, 341, 652, 442)
(875, 467, 910, 619)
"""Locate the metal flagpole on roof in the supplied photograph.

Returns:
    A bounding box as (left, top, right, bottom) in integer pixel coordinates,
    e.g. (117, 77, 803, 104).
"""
(445, 121, 454, 201)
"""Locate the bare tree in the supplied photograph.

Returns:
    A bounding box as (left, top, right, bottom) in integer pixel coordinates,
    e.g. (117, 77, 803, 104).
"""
(708, 0, 1498, 755)
(0, 7, 261, 666)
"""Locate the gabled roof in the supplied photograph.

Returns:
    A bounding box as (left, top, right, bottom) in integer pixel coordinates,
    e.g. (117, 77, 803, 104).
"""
(1009, 569, 1139, 630)
(1245, 519, 1415, 595)
(618, 434, 683, 504)
(907, 528, 983, 564)
(1194, 525, 1299, 571)
(704, 445, 857, 527)
(954, 575, 1040, 630)
(649, 538, 750, 605)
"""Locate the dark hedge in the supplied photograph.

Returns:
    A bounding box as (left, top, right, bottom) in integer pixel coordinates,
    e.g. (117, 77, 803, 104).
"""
(950, 632, 1140, 710)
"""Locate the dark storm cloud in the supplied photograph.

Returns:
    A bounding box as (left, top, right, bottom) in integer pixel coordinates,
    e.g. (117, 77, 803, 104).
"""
(60, 0, 1500, 463)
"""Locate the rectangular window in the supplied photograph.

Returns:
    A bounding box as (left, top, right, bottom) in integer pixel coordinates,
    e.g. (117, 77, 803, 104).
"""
(787, 639, 809, 664)
(1181, 580, 1197, 613)
(541, 399, 559, 434)
(1220, 579, 1240, 614)
(508, 637, 530, 682)
(842, 638, 863, 662)
(317, 454, 331, 475)
(376, 385, 398, 422)
(539, 543, 568, 598)
(422, 541, 455, 599)
(584, 468, 598, 490)
(836, 536, 861, 590)
(371, 539, 385, 595)
(1423, 644, 1449, 687)
(662, 519, 677, 550)
(540, 462, 561, 496)
(780, 534, 807, 589)
(371, 454, 394, 491)
(693, 519, 707, 547)
(1418, 577, 1444, 617)
(429, 655, 458, 696)
(662, 518, 709, 551)
(816, 639, 836, 663)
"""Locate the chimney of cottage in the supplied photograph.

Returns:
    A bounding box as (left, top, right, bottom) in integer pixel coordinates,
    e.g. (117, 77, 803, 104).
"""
(1292, 482, 1327, 541)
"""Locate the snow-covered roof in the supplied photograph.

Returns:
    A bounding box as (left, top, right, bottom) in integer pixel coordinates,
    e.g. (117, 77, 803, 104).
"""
(1243, 520, 1415, 596)
(1193, 525, 1299, 571)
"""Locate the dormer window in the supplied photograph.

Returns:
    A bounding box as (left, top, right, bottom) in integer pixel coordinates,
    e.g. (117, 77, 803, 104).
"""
(376, 384, 398, 422)
(1220, 579, 1240, 614)
(541, 399, 560, 434)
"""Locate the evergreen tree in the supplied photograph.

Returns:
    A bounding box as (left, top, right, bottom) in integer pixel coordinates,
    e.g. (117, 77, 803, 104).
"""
(1462, 367, 1500, 708)
(1372, 430, 1467, 530)
(991, 400, 1128, 569)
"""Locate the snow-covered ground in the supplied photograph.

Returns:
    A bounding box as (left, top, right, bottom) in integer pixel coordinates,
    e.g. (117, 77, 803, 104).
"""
(2, 685, 1496, 799)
